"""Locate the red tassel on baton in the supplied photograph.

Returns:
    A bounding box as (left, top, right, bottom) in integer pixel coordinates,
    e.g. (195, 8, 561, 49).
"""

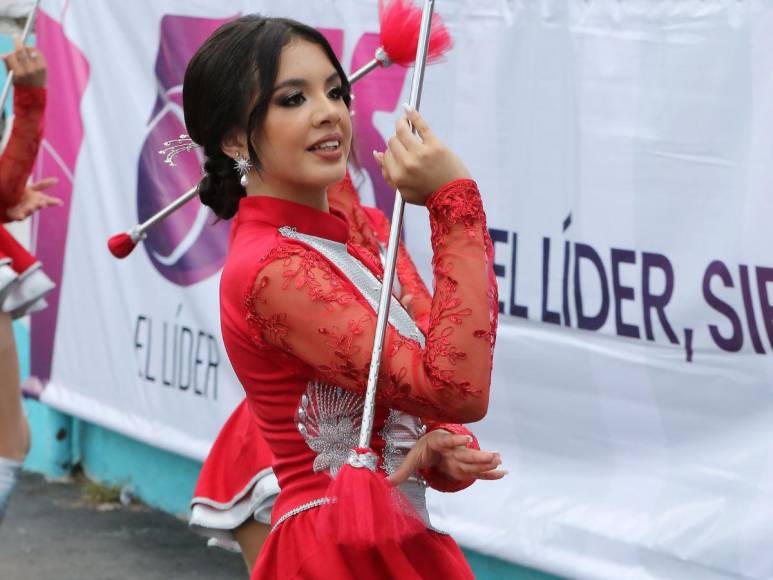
(106, 232, 138, 259)
(317, 448, 424, 546)
(378, 0, 451, 66)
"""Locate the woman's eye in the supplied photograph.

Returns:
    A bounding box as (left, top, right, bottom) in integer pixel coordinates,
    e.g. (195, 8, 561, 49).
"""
(328, 86, 343, 100)
(280, 92, 305, 107)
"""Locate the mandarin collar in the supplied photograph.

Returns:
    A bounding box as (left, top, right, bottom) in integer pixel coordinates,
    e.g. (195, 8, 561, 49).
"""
(234, 194, 349, 243)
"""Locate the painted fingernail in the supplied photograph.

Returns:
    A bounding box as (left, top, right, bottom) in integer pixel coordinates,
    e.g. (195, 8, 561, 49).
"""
(402, 102, 415, 114)
(372, 150, 380, 159)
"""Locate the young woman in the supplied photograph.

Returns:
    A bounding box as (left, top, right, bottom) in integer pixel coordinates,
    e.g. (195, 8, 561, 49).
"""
(0, 36, 60, 524)
(183, 15, 498, 578)
(190, 173, 503, 574)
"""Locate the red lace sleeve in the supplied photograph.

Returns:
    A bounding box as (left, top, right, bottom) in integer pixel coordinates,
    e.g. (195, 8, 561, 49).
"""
(248, 179, 498, 423)
(326, 173, 382, 257)
(364, 207, 433, 333)
(419, 422, 479, 493)
(327, 174, 433, 332)
(0, 86, 45, 214)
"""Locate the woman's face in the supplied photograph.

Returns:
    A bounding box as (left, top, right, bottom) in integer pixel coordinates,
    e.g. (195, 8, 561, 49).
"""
(251, 39, 352, 200)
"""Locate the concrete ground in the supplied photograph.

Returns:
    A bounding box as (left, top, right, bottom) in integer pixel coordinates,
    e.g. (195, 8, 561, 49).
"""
(0, 472, 247, 580)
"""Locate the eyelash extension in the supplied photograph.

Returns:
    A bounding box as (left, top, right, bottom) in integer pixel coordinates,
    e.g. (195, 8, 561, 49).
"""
(279, 92, 305, 107)
(331, 85, 352, 106)
(278, 85, 348, 107)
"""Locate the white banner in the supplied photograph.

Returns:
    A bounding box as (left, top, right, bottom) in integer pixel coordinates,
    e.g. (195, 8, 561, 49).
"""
(32, 1, 773, 578)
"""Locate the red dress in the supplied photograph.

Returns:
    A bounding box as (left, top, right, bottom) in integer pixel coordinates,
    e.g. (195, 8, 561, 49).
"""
(190, 175, 481, 549)
(220, 176, 497, 579)
(0, 85, 55, 318)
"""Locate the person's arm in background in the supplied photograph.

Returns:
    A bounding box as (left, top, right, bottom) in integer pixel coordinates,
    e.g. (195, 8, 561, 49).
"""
(0, 35, 61, 221)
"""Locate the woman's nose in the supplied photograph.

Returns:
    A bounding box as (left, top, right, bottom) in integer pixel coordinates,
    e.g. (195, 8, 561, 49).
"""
(312, 96, 342, 127)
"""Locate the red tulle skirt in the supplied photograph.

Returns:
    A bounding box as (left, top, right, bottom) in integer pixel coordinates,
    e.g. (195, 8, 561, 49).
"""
(253, 507, 474, 579)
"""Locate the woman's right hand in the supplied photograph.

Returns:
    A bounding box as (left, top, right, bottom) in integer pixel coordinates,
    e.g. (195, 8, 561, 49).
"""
(373, 106, 470, 205)
(387, 429, 506, 488)
(4, 35, 47, 88)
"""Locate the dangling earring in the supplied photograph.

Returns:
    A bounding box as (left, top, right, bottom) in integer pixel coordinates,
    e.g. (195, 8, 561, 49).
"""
(234, 153, 252, 188)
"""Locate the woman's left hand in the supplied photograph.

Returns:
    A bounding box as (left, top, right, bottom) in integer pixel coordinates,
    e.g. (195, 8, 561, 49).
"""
(387, 429, 506, 487)
(3, 35, 47, 88)
(6, 177, 61, 221)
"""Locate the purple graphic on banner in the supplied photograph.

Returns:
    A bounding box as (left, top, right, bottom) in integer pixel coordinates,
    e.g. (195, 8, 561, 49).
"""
(137, 15, 235, 286)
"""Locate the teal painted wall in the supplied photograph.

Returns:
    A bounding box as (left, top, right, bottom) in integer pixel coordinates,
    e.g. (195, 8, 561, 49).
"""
(77, 420, 201, 516)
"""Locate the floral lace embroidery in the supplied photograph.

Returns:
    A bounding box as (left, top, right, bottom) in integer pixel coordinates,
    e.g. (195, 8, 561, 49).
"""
(426, 178, 499, 373)
(426, 179, 489, 250)
(244, 242, 355, 351)
(276, 227, 424, 347)
(328, 172, 435, 331)
(327, 172, 383, 258)
(364, 206, 432, 327)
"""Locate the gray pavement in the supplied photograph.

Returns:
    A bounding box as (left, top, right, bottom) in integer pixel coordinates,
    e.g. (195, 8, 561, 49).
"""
(0, 472, 247, 579)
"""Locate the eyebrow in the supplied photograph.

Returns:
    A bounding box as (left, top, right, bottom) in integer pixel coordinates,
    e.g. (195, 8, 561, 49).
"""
(272, 71, 342, 93)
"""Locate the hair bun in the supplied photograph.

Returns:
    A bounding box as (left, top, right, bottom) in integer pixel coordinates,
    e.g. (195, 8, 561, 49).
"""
(198, 152, 244, 220)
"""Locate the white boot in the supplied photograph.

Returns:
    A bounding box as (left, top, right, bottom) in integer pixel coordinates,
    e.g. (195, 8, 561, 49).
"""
(0, 457, 21, 525)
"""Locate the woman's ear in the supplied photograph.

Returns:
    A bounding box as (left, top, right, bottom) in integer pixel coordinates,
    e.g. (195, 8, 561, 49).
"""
(221, 130, 247, 161)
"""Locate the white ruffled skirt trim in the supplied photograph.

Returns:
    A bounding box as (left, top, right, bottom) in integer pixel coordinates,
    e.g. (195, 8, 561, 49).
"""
(0, 262, 54, 319)
(189, 467, 279, 552)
